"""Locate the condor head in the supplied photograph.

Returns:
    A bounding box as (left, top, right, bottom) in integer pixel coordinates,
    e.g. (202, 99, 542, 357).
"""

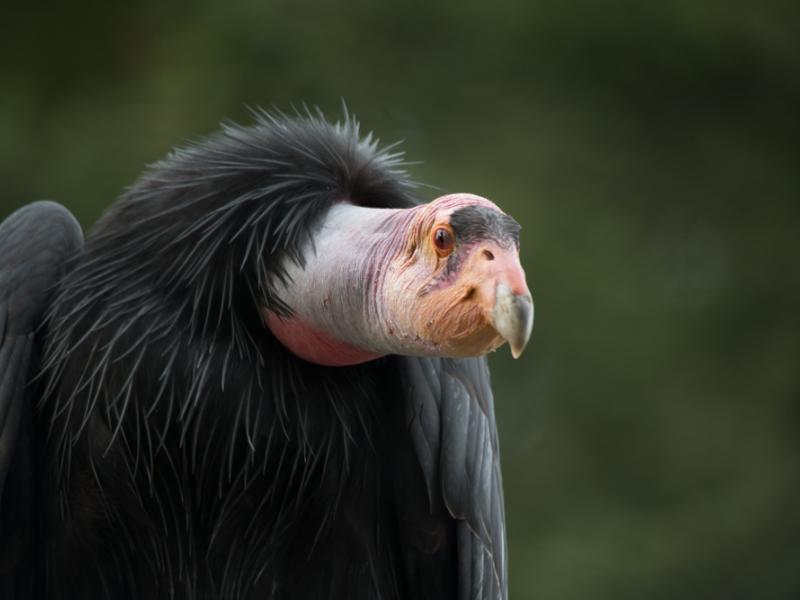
(264, 193, 533, 366)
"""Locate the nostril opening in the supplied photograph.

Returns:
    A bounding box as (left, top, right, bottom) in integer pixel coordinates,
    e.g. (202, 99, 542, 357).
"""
(483, 249, 495, 261)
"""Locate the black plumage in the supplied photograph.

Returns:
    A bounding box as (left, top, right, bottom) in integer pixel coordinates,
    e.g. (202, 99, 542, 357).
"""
(0, 110, 507, 599)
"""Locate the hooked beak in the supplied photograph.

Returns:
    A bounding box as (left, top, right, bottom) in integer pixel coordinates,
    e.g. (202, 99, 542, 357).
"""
(491, 283, 534, 358)
(473, 242, 533, 358)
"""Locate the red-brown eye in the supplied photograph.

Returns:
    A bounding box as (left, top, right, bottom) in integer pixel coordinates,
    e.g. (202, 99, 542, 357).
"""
(432, 226, 455, 256)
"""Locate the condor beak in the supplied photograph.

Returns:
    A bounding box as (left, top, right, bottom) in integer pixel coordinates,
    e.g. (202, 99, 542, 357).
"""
(491, 283, 534, 358)
(475, 244, 533, 358)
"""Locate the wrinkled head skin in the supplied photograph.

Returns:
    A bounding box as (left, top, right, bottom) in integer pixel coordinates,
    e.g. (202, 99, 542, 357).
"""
(384, 193, 533, 359)
(265, 191, 533, 365)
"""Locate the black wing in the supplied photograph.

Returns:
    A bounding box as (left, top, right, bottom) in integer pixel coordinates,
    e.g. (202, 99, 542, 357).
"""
(0, 202, 82, 586)
(398, 356, 507, 600)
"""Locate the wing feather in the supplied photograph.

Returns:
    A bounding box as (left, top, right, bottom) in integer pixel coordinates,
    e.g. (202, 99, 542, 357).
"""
(400, 356, 508, 600)
(0, 200, 83, 522)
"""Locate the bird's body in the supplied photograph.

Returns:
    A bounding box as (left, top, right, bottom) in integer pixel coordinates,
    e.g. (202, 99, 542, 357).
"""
(0, 112, 531, 599)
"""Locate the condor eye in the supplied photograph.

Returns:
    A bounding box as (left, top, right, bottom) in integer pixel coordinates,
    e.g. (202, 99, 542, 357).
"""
(432, 227, 455, 256)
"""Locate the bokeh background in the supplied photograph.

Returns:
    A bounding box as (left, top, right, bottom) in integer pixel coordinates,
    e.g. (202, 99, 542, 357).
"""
(2, 1, 798, 597)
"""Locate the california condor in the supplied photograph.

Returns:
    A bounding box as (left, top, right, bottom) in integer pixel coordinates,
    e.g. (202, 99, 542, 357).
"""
(0, 110, 533, 599)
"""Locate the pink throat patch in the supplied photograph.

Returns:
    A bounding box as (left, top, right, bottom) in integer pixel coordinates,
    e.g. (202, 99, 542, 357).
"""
(262, 309, 384, 367)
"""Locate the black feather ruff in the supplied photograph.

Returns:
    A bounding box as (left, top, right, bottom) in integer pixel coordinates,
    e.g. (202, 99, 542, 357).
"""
(38, 109, 425, 599)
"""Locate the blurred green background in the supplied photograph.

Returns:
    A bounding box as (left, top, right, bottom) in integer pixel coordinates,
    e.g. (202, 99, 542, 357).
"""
(2, 1, 799, 597)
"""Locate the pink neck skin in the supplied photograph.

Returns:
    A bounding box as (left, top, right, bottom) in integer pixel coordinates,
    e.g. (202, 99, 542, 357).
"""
(263, 193, 496, 366)
(263, 309, 384, 366)
(263, 201, 412, 366)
